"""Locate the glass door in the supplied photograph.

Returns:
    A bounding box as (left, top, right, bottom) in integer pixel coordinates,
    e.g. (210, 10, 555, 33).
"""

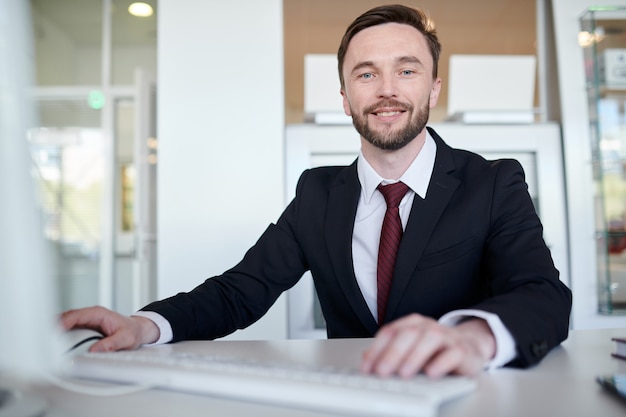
(29, 0, 157, 313)
(581, 6, 626, 314)
(29, 121, 105, 310)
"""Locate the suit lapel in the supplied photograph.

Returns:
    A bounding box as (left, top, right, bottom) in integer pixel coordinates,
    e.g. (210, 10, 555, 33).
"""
(325, 162, 379, 334)
(384, 133, 461, 322)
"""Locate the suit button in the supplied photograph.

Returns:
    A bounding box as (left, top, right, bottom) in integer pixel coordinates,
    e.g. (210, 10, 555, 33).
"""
(531, 340, 548, 357)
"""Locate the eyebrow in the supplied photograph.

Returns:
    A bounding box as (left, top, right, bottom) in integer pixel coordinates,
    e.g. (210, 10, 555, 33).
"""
(350, 55, 424, 75)
(396, 55, 422, 66)
(351, 60, 375, 75)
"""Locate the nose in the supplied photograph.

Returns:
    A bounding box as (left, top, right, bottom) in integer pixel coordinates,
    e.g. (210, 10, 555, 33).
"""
(376, 73, 398, 98)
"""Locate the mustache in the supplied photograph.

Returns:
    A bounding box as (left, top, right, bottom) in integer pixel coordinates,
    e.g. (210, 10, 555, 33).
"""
(363, 99, 413, 114)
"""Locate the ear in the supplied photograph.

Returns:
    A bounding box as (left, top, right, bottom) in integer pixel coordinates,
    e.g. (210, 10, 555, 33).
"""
(429, 77, 442, 109)
(340, 89, 352, 116)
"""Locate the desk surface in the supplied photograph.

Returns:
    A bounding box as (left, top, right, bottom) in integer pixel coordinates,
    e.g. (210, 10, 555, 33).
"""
(24, 328, 626, 417)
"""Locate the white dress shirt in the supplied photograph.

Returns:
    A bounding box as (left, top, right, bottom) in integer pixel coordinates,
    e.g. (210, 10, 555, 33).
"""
(353, 132, 515, 369)
(135, 131, 516, 369)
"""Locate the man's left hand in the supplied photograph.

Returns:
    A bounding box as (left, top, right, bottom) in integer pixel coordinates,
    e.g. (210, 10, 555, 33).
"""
(361, 313, 496, 378)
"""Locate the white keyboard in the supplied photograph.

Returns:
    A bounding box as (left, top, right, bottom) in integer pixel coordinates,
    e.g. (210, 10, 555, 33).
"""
(63, 348, 476, 417)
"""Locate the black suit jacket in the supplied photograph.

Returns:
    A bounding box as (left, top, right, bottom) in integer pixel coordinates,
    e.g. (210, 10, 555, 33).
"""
(144, 127, 572, 368)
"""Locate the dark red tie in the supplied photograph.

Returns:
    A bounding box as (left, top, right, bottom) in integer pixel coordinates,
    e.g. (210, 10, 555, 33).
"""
(377, 181, 409, 324)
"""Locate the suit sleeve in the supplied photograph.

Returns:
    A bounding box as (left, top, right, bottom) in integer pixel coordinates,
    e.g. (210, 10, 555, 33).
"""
(140, 171, 313, 342)
(475, 159, 572, 367)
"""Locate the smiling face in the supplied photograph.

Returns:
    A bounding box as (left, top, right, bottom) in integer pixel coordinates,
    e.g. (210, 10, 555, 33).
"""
(340, 23, 441, 151)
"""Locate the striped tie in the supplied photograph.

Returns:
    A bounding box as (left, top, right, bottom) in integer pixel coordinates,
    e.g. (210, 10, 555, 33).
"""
(376, 181, 409, 324)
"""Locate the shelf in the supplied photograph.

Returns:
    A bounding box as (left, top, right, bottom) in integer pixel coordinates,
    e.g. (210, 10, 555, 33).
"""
(600, 85, 626, 94)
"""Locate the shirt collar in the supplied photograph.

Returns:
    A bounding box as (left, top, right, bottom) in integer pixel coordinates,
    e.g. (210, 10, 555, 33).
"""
(357, 130, 436, 203)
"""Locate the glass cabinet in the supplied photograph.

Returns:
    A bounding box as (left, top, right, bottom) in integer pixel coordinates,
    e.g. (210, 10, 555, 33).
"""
(581, 7, 626, 314)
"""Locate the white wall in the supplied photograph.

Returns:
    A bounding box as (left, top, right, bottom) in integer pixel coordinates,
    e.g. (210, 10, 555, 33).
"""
(552, 0, 626, 329)
(157, 0, 287, 339)
(32, 9, 156, 87)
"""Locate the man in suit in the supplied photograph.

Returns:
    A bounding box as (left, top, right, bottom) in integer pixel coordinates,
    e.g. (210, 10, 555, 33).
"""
(62, 4, 572, 378)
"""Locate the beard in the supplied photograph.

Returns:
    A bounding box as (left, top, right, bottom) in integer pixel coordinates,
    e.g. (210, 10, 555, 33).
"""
(350, 99, 429, 151)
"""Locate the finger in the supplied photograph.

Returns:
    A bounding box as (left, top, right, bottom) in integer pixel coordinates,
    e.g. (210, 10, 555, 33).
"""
(395, 328, 447, 378)
(362, 314, 431, 375)
(89, 330, 135, 352)
(361, 328, 395, 373)
(421, 345, 465, 378)
(422, 344, 484, 378)
(59, 309, 81, 330)
(60, 306, 109, 332)
(89, 338, 114, 353)
(370, 328, 423, 377)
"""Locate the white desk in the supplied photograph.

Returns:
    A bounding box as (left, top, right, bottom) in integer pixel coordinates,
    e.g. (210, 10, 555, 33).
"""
(24, 328, 626, 417)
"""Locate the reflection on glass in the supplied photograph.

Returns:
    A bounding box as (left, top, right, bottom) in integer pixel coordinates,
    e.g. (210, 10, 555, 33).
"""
(28, 0, 159, 314)
(581, 7, 626, 314)
(29, 127, 104, 310)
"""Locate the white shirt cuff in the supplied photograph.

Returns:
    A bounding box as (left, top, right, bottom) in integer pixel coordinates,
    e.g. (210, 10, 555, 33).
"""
(131, 311, 174, 345)
(439, 309, 516, 371)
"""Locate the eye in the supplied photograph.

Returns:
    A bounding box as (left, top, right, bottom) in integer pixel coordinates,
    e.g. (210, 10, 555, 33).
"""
(360, 73, 373, 79)
(401, 69, 415, 76)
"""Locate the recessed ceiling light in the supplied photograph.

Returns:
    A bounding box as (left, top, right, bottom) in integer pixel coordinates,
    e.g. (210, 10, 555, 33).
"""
(128, 2, 153, 17)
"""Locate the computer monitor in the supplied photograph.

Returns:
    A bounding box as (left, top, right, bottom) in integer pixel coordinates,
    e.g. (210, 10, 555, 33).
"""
(0, 0, 63, 414)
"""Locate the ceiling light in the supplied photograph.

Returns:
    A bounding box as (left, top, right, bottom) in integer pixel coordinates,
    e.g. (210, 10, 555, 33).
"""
(128, 2, 153, 17)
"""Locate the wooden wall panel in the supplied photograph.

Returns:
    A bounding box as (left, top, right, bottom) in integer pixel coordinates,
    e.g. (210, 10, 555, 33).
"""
(284, 0, 536, 123)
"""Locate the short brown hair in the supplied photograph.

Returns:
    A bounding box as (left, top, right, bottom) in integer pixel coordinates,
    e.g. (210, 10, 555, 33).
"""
(337, 4, 441, 88)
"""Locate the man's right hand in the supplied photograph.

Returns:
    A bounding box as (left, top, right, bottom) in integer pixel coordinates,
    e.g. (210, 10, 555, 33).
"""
(60, 306, 160, 352)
